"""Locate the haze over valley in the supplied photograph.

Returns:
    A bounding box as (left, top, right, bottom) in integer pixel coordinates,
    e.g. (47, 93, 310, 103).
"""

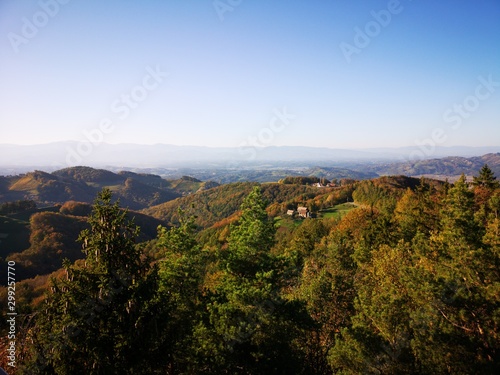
(1, 1, 499, 373)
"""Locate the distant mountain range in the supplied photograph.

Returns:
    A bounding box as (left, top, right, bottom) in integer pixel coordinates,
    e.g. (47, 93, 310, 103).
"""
(1, 152, 499, 207)
(1, 142, 499, 173)
(363, 153, 500, 179)
(1, 143, 500, 189)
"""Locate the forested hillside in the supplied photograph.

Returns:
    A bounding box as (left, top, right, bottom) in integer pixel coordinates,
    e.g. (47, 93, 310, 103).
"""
(0, 166, 220, 209)
(0, 165, 498, 373)
(142, 181, 354, 228)
(0, 199, 166, 284)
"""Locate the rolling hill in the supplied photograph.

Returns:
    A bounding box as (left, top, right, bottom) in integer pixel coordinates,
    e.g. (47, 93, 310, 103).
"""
(9, 170, 96, 203)
(4, 203, 166, 281)
(0, 166, 223, 209)
(142, 181, 347, 229)
(368, 153, 500, 179)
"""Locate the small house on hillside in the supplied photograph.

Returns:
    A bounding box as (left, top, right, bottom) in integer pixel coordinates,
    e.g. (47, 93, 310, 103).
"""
(286, 209, 296, 216)
(297, 206, 310, 218)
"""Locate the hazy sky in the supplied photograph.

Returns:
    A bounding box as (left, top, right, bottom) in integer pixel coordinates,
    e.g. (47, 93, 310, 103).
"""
(1, 0, 499, 149)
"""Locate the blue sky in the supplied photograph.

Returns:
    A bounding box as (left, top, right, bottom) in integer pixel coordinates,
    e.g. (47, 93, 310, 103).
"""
(1, 0, 499, 149)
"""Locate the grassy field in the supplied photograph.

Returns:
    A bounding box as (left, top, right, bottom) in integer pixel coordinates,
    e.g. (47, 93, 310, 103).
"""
(319, 202, 358, 219)
(275, 202, 358, 226)
(274, 216, 303, 229)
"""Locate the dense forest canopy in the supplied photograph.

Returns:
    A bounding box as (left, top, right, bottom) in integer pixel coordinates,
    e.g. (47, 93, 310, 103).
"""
(0, 166, 499, 374)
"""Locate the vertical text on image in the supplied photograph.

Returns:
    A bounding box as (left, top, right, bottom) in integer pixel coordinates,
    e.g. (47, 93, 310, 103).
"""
(6, 261, 17, 368)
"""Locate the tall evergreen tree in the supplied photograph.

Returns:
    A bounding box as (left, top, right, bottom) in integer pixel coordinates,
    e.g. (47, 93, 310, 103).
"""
(412, 175, 500, 373)
(155, 211, 209, 372)
(440, 174, 481, 245)
(473, 164, 499, 190)
(473, 164, 500, 219)
(296, 229, 357, 375)
(20, 189, 169, 374)
(193, 186, 307, 374)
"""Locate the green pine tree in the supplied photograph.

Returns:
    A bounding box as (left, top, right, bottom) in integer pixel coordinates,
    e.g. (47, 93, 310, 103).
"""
(410, 175, 500, 373)
(192, 186, 307, 374)
(440, 174, 481, 245)
(20, 189, 169, 374)
(155, 211, 209, 372)
(473, 164, 499, 190)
